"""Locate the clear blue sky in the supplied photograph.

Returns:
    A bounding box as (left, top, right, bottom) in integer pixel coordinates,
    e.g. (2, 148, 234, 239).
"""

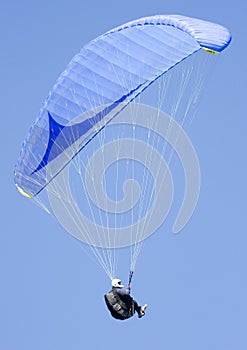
(1, 1, 246, 349)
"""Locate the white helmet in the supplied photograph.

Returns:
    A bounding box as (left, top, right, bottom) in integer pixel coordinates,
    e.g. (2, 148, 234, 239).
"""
(112, 278, 124, 288)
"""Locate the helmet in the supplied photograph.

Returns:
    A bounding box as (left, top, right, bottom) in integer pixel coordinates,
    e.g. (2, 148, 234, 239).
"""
(111, 278, 124, 288)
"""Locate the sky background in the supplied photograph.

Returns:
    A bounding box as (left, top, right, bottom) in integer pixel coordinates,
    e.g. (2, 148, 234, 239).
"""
(1, 1, 246, 349)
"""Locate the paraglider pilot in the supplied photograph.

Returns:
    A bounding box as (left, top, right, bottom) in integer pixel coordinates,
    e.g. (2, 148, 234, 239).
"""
(104, 278, 147, 320)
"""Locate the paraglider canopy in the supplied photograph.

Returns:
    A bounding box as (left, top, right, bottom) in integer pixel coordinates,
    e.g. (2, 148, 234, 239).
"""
(14, 14, 231, 198)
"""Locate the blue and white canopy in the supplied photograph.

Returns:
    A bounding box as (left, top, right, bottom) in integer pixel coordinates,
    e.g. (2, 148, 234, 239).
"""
(14, 14, 231, 197)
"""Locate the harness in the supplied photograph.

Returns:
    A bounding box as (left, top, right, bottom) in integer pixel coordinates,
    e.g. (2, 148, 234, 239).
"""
(104, 289, 134, 320)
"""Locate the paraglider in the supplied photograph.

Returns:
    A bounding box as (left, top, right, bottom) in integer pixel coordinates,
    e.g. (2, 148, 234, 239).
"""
(14, 14, 231, 319)
(104, 276, 147, 320)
